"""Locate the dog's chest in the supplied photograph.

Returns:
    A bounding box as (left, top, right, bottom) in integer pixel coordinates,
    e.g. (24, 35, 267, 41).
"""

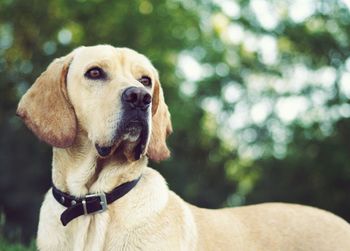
(37, 170, 192, 251)
(57, 214, 112, 251)
(40, 212, 135, 251)
(37, 195, 110, 251)
(69, 215, 174, 251)
(37, 190, 175, 251)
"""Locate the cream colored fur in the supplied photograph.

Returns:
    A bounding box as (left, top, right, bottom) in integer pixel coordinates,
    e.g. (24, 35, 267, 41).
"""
(17, 45, 350, 251)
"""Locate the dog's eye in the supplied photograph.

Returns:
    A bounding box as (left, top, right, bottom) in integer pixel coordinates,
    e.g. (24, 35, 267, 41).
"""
(85, 67, 106, 80)
(139, 76, 152, 87)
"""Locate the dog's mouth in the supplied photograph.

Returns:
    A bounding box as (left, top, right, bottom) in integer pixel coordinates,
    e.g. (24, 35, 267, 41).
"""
(95, 120, 149, 161)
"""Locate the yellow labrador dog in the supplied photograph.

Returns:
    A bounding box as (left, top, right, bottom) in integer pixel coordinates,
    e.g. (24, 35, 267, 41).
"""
(17, 45, 350, 251)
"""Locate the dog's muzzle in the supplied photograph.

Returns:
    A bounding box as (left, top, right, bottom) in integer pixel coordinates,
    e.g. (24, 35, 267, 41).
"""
(95, 87, 151, 160)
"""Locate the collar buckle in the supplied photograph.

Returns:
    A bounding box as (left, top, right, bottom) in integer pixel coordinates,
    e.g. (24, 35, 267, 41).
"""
(84, 193, 107, 214)
(53, 176, 141, 226)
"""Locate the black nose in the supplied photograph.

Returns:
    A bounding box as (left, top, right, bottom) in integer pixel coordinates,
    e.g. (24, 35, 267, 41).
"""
(122, 87, 151, 110)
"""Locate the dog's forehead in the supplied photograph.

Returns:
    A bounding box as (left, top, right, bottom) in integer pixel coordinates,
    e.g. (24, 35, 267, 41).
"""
(71, 45, 154, 71)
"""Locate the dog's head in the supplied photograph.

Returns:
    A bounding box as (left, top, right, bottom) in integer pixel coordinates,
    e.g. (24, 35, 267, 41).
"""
(17, 45, 172, 162)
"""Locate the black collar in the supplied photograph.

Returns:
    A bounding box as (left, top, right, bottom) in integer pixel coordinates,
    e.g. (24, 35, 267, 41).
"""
(52, 176, 141, 226)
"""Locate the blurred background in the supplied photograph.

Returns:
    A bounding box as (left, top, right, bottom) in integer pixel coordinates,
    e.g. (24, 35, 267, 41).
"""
(1, 0, 350, 247)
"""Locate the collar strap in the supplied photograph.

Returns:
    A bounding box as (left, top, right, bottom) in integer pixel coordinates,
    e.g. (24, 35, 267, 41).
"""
(52, 176, 141, 226)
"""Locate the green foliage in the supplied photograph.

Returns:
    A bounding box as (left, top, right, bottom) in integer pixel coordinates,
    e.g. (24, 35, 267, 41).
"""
(1, 0, 350, 244)
(0, 239, 35, 251)
(0, 212, 35, 251)
(246, 118, 350, 217)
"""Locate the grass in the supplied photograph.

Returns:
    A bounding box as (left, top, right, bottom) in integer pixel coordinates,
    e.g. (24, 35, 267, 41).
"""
(0, 212, 36, 251)
(0, 238, 36, 251)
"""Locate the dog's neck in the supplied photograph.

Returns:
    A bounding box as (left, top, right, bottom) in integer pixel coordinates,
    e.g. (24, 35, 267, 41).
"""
(51, 133, 146, 197)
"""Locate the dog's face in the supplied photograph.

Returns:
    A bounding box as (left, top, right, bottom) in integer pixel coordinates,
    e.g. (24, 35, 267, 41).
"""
(67, 46, 158, 160)
(17, 45, 172, 162)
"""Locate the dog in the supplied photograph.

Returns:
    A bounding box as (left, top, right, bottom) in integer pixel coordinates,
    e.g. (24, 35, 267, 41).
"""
(17, 45, 350, 251)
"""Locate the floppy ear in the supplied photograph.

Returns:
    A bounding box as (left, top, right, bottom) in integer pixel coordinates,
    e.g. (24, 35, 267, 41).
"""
(147, 75, 173, 162)
(16, 53, 77, 148)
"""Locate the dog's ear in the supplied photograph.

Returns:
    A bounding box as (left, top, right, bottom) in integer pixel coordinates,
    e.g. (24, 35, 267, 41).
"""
(147, 74, 173, 162)
(16, 53, 77, 148)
